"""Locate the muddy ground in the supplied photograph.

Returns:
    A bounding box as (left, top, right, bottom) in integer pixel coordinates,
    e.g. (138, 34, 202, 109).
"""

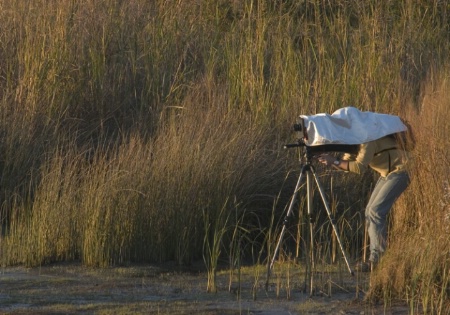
(0, 261, 412, 314)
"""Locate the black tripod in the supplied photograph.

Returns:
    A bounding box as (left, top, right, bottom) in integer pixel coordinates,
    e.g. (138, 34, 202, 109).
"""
(266, 141, 355, 296)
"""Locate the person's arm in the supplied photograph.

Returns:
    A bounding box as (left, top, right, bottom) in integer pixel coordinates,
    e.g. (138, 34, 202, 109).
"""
(318, 142, 375, 173)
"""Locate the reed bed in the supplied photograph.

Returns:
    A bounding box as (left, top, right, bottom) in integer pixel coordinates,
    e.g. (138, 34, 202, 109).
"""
(0, 0, 448, 312)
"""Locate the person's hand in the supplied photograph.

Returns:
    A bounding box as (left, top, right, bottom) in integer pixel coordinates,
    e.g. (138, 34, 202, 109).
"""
(317, 154, 335, 167)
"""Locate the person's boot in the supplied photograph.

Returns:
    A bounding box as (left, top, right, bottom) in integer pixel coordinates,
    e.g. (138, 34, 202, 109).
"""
(355, 261, 371, 272)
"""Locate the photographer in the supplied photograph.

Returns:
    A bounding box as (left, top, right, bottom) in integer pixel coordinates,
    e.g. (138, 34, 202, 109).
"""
(317, 135, 410, 272)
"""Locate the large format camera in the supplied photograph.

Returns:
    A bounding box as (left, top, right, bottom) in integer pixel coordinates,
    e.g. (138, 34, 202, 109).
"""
(286, 117, 358, 156)
(287, 107, 408, 156)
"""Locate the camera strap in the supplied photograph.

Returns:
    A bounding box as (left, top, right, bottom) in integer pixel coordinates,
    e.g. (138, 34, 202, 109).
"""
(374, 147, 397, 157)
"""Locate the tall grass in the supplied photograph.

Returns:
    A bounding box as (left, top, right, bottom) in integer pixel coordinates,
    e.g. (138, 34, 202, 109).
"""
(369, 70, 450, 313)
(0, 0, 449, 311)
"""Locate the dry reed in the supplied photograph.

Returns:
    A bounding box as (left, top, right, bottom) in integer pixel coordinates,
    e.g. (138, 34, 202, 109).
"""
(0, 0, 448, 311)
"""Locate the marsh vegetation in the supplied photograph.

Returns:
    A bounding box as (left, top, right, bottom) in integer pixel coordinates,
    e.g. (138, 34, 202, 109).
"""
(0, 1, 449, 313)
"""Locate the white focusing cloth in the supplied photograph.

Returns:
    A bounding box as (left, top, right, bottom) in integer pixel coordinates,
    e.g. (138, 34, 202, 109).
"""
(300, 107, 407, 146)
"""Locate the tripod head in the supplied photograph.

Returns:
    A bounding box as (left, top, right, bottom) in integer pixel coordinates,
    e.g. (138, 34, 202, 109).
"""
(284, 139, 359, 163)
(284, 139, 315, 163)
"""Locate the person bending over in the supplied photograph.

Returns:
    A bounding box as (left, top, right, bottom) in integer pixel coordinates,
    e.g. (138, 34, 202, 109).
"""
(317, 135, 410, 271)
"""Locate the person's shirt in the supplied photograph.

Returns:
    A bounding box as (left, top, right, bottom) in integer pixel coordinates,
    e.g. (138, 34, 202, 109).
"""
(341, 136, 409, 177)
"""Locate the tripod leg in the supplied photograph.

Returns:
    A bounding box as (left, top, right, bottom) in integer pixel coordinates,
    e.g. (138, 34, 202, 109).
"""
(311, 168, 354, 275)
(306, 171, 315, 296)
(267, 167, 306, 278)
